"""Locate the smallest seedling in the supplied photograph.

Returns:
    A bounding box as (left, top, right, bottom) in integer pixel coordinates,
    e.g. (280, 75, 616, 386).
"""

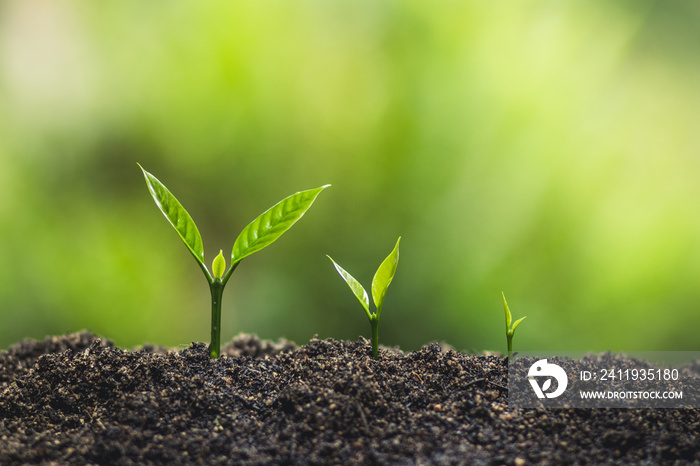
(328, 237, 401, 359)
(503, 292, 526, 360)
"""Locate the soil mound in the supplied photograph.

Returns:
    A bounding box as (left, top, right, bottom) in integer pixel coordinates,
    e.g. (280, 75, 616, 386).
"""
(1, 331, 697, 464)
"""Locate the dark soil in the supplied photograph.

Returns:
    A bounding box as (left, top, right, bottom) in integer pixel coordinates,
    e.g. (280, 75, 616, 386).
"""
(0, 331, 698, 465)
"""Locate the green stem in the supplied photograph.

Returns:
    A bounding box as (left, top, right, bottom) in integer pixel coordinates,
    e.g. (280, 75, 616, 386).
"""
(209, 280, 225, 358)
(507, 334, 513, 360)
(370, 318, 379, 359)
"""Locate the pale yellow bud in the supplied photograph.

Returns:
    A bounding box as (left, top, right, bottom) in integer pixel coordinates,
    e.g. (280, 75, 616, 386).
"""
(212, 250, 226, 280)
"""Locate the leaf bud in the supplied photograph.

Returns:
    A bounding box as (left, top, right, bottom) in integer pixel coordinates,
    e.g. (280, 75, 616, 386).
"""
(213, 250, 226, 280)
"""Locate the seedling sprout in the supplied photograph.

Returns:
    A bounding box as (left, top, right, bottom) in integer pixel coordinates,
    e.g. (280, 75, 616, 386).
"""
(139, 164, 329, 358)
(327, 237, 401, 359)
(502, 292, 526, 360)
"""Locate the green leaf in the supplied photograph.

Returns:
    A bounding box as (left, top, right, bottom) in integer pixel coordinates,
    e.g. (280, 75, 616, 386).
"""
(212, 250, 226, 279)
(327, 255, 371, 319)
(502, 292, 512, 330)
(371, 237, 401, 317)
(231, 185, 330, 265)
(511, 316, 527, 333)
(139, 164, 205, 266)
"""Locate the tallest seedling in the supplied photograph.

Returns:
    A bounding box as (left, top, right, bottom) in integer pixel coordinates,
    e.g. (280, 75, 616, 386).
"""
(139, 165, 329, 358)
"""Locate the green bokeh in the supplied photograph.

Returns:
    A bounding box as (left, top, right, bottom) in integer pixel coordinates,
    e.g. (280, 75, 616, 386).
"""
(1, 1, 699, 353)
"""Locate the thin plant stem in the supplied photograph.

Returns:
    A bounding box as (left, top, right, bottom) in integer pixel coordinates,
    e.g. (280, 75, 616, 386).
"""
(370, 318, 379, 359)
(507, 335, 513, 361)
(208, 261, 239, 358)
(209, 281, 225, 358)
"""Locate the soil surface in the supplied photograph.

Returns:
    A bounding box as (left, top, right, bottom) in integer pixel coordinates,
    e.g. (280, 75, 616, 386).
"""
(0, 331, 698, 465)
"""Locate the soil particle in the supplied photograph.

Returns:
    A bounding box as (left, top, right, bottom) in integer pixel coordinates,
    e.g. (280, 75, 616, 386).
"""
(0, 331, 698, 465)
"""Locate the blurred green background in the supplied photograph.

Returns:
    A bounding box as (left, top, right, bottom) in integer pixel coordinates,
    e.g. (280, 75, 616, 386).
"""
(1, 0, 699, 353)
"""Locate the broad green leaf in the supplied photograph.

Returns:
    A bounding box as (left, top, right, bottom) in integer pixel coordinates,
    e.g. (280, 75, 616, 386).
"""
(212, 250, 226, 279)
(371, 237, 401, 316)
(327, 255, 371, 319)
(231, 185, 329, 265)
(139, 164, 205, 266)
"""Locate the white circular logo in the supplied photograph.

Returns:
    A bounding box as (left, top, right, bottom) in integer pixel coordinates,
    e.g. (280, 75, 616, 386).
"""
(528, 359, 568, 399)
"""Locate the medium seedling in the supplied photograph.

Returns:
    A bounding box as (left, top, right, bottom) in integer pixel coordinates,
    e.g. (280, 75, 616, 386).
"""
(139, 164, 329, 358)
(327, 237, 401, 359)
(502, 292, 526, 360)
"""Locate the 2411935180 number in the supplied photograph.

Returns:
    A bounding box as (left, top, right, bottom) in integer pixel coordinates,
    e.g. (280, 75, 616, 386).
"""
(599, 368, 679, 382)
